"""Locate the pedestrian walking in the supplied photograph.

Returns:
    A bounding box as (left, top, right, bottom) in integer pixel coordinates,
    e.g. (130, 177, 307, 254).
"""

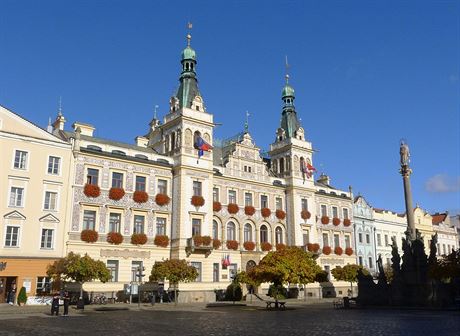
(7, 283, 16, 305)
(51, 292, 60, 316)
(62, 291, 70, 316)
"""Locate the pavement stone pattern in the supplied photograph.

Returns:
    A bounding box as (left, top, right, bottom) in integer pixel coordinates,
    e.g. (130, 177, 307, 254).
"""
(0, 301, 459, 336)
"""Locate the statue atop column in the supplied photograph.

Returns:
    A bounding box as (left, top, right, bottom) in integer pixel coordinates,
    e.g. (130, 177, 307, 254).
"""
(399, 140, 416, 240)
(400, 141, 410, 166)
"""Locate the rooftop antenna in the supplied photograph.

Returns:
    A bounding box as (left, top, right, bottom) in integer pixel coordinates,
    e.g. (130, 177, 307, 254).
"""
(58, 96, 63, 116)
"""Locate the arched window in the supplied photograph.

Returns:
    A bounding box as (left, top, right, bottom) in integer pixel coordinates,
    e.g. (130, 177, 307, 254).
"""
(170, 132, 176, 150)
(279, 158, 284, 174)
(244, 224, 252, 242)
(299, 157, 305, 172)
(260, 225, 268, 243)
(193, 131, 201, 148)
(275, 227, 283, 244)
(212, 220, 219, 240)
(165, 135, 170, 152)
(227, 221, 236, 241)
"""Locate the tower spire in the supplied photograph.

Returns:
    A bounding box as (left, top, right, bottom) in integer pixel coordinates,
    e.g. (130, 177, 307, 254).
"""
(279, 59, 301, 139)
(58, 96, 63, 116)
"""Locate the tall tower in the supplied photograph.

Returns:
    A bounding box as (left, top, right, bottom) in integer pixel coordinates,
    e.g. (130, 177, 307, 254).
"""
(269, 72, 316, 246)
(147, 30, 215, 260)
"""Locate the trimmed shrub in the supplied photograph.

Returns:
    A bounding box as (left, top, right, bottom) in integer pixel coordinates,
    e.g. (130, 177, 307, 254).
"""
(225, 282, 242, 301)
(17, 287, 27, 305)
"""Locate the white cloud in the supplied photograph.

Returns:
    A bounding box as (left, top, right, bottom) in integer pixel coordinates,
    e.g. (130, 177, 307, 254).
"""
(425, 174, 460, 193)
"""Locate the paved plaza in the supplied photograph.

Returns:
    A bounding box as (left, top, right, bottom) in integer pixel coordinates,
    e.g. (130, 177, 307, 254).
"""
(0, 302, 459, 336)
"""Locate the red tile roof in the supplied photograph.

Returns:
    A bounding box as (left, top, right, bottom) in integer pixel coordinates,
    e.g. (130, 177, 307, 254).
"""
(432, 213, 447, 225)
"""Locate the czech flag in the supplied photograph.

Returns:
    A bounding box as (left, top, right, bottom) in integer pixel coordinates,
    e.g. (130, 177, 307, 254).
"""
(194, 136, 213, 160)
(301, 161, 316, 178)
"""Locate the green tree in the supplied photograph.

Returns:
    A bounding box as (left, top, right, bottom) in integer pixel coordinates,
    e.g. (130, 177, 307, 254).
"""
(246, 247, 322, 308)
(47, 252, 111, 302)
(383, 263, 394, 284)
(149, 259, 198, 305)
(428, 248, 460, 282)
(17, 286, 27, 305)
(331, 264, 369, 293)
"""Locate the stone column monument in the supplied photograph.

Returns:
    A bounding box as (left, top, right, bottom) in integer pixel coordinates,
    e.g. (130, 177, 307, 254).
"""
(399, 141, 416, 240)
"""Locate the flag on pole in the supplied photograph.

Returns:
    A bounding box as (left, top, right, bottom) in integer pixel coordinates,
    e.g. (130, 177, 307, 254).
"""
(194, 136, 213, 161)
(301, 161, 316, 178)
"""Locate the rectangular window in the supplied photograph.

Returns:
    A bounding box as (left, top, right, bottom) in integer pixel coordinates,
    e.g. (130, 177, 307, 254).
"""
(156, 217, 166, 235)
(366, 234, 370, 244)
(36, 277, 52, 295)
(9, 187, 24, 207)
(301, 199, 308, 211)
(87, 168, 99, 185)
(134, 215, 145, 234)
(109, 213, 121, 233)
(191, 262, 202, 282)
(342, 208, 349, 219)
(158, 179, 167, 194)
(377, 234, 382, 246)
(213, 263, 219, 282)
(368, 257, 373, 269)
(260, 195, 268, 208)
(358, 257, 363, 266)
(135, 176, 146, 192)
(192, 218, 201, 236)
(44, 191, 58, 210)
(14, 150, 28, 169)
(192, 181, 202, 196)
(228, 190, 236, 204)
(131, 261, 143, 282)
(321, 205, 327, 217)
(213, 187, 219, 202)
(358, 233, 363, 243)
(334, 234, 340, 248)
(40, 229, 54, 249)
(303, 232, 310, 245)
(112, 172, 123, 188)
(228, 263, 237, 280)
(244, 192, 253, 206)
(275, 197, 283, 210)
(344, 235, 351, 248)
(47, 156, 61, 175)
(332, 206, 338, 218)
(107, 260, 119, 282)
(5, 226, 19, 247)
(322, 233, 329, 247)
(384, 235, 389, 246)
(83, 210, 96, 230)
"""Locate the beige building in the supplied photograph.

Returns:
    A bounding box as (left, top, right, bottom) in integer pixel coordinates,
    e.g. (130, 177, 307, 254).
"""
(0, 105, 72, 302)
(432, 213, 458, 256)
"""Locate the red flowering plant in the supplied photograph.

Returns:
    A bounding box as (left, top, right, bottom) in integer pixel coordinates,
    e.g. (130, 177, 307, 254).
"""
(345, 247, 353, 256)
(213, 201, 222, 212)
(260, 242, 272, 251)
(83, 184, 100, 198)
(322, 246, 332, 255)
(133, 190, 149, 203)
(193, 235, 204, 247)
(154, 235, 169, 247)
(212, 239, 222, 249)
(107, 232, 123, 245)
(301, 210, 311, 220)
(321, 216, 330, 225)
(191, 195, 205, 207)
(343, 218, 351, 227)
(334, 246, 343, 256)
(155, 193, 170, 206)
(261, 208, 271, 218)
(226, 240, 239, 250)
(243, 241, 256, 251)
(332, 217, 341, 226)
(81, 229, 98, 243)
(227, 203, 239, 214)
(276, 209, 286, 220)
(307, 243, 320, 253)
(244, 205, 255, 216)
(109, 187, 125, 201)
(276, 243, 286, 251)
(131, 233, 147, 245)
(202, 236, 212, 246)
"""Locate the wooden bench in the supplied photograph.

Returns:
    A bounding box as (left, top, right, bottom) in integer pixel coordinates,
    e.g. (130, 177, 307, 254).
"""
(266, 300, 286, 309)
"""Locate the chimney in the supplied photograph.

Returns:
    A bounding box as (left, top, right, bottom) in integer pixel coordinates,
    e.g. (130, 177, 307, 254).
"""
(52, 115, 66, 132)
(135, 136, 149, 147)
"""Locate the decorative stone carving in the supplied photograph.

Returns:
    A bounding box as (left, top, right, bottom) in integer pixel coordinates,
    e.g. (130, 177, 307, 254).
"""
(100, 249, 151, 259)
(184, 128, 193, 147)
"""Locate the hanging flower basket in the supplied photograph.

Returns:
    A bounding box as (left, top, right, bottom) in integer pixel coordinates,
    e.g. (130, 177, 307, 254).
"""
(345, 247, 353, 256)
(321, 216, 330, 225)
(227, 203, 239, 214)
(334, 246, 343, 255)
(131, 233, 147, 245)
(133, 190, 149, 203)
(261, 208, 271, 218)
(276, 209, 286, 220)
(226, 240, 239, 250)
(191, 195, 205, 207)
(109, 187, 125, 201)
(301, 210, 311, 220)
(260, 242, 272, 251)
(155, 193, 170, 206)
(322, 246, 332, 255)
(81, 229, 98, 243)
(193, 235, 204, 247)
(107, 231, 123, 245)
(243, 241, 255, 251)
(244, 205, 255, 216)
(213, 201, 222, 212)
(213, 239, 222, 249)
(307, 243, 314, 252)
(154, 235, 169, 247)
(343, 218, 351, 227)
(276, 243, 286, 251)
(332, 217, 341, 226)
(83, 184, 100, 198)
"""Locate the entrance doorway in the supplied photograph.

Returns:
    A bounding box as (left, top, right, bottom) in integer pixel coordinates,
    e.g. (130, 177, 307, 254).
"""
(1, 277, 18, 304)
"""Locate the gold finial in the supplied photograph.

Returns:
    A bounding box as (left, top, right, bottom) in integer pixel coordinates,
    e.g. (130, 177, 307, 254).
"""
(186, 22, 193, 46)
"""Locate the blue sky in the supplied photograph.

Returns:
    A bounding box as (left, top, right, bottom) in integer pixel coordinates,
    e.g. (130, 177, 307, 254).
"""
(1, 0, 459, 215)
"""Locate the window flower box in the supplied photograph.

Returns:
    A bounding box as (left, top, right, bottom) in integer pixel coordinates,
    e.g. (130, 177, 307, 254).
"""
(227, 203, 239, 214)
(81, 229, 98, 243)
(155, 193, 170, 206)
(322, 246, 332, 255)
(107, 231, 123, 245)
(131, 233, 147, 245)
(243, 241, 255, 251)
(83, 184, 100, 198)
(109, 187, 125, 201)
(321, 216, 330, 225)
(332, 217, 341, 226)
(334, 246, 343, 255)
(345, 247, 353, 256)
(213, 201, 222, 212)
(261, 208, 271, 218)
(191, 195, 205, 207)
(244, 205, 255, 216)
(276, 243, 286, 251)
(154, 235, 169, 247)
(133, 190, 149, 203)
(276, 209, 286, 220)
(343, 218, 351, 227)
(226, 240, 239, 250)
(260, 242, 272, 251)
(301, 210, 311, 220)
(212, 239, 221, 249)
